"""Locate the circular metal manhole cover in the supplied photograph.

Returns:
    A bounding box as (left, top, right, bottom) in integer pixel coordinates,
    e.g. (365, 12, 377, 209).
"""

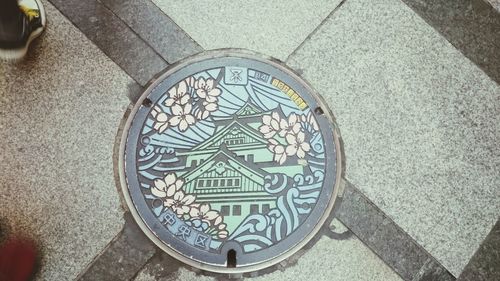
(119, 50, 343, 274)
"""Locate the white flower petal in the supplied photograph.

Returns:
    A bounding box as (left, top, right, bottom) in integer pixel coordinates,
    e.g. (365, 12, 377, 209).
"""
(260, 125, 272, 134)
(275, 145, 284, 154)
(297, 131, 305, 143)
(205, 103, 217, 112)
(264, 132, 276, 139)
(178, 80, 187, 94)
(205, 79, 214, 90)
(272, 112, 280, 121)
(190, 207, 200, 217)
(205, 211, 218, 220)
(158, 123, 169, 133)
(286, 145, 297, 156)
(291, 123, 301, 134)
(183, 103, 192, 113)
(286, 134, 297, 145)
(166, 184, 177, 197)
(174, 191, 184, 201)
(297, 148, 305, 158)
(201, 111, 209, 119)
(154, 179, 167, 190)
(271, 119, 280, 131)
(175, 179, 184, 190)
(169, 116, 181, 126)
(179, 120, 188, 131)
(205, 95, 217, 103)
(208, 88, 221, 97)
(196, 89, 207, 98)
(164, 198, 175, 207)
(279, 154, 287, 164)
(157, 113, 168, 122)
(164, 173, 176, 185)
(151, 188, 167, 198)
(214, 216, 222, 225)
(200, 203, 210, 213)
(185, 115, 196, 125)
(289, 113, 297, 124)
(183, 195, 195, 205)
(164, 98, 175, 107)
(172, 104, 183, 115)
(268, 138, 278, 145)
(279, 119, 288, 130)
(301, 142, 311, 152)
(262, 115, 271, 125)
(179, 94, 190, 105)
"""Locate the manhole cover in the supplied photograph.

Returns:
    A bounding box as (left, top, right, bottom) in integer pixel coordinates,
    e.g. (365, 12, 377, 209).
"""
(119, 50, 343, 274)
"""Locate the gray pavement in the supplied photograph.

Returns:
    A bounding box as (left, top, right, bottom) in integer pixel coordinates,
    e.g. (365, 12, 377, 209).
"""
(133, 220, 404, 281)
(151, 0, 344, 61)
(0, 0, 499, 280)
(0, 3, 130, 280)
(287, 0, 500, 276)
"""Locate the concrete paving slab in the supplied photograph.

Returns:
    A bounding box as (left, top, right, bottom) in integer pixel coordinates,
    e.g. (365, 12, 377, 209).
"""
(150, 0, 344, 60)
(133, 219, 403, 281)
(0, 3, 132, 280)
(287, 0, 500, 276)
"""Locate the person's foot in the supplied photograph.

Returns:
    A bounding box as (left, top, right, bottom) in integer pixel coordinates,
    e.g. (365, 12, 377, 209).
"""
(0, 237, 38, 281)
(0, 0, 46, 61)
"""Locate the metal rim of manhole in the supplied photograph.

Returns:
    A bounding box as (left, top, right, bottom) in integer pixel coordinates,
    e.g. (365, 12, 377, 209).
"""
(118, 49, 344, 274)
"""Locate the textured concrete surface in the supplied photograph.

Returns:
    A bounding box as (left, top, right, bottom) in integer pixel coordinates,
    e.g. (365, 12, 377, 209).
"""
(133, 219, 403, 281)
(288, 0, 500, 276)
(458, 218, 500, 281)
(78, 213, 156, 281)
(150, 0, 344, 60)
(0, 3, 131, 280)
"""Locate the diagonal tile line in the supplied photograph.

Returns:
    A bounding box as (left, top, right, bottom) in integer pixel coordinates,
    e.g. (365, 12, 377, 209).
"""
(285, 0, 347, 63)
(399, 0, 500, 86)
(48, 0, 169, 86)
(97, 0, 204, 64)
(94, 0, 174, 64)
(337, 180, 455, 281)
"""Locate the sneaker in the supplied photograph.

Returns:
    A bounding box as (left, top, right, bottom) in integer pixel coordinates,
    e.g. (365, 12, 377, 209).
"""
(0, 0, 46, 61)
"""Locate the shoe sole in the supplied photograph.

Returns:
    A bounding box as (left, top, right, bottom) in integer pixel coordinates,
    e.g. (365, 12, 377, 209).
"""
(0, 0, 46, 61)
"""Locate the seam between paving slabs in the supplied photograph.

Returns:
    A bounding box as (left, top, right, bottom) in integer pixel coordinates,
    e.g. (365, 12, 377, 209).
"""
(285, 0, 347, 63)
(97, 0, 203, 64)
(48, 0, 168, 86)
(337, 181, 455, 281)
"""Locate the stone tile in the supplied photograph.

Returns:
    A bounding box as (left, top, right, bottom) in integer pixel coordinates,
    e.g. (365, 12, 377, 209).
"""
(150, 0, 344, 60)
(401, 0, 500, 85)
(413, 258, 455, 281)
(287, 0, 500, 276)
(78, 213, 157, 281)
(458, 219, 500, 281)
(0, 3, 131, 280)
(48, 0, 168, 85)
(100, 0, 203, 63)
(336, 181, 385, 242)
(133, 220, 403, 281)
(368, 218, 429, 280)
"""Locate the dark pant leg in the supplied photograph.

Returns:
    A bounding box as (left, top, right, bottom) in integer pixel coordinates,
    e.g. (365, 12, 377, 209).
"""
(0, 0, 21, 21)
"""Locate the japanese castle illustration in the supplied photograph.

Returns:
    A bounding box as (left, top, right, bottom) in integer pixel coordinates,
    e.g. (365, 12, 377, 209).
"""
(176, 102, 305, 233)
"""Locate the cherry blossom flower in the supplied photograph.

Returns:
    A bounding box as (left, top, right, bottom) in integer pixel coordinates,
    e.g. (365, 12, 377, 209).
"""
(164, 190, 195, 216)
(195, 78, 221, 102)
(151, 107, 169, 133)
(268, 138, 287, 164)
(189, 203, 219, 223)
(259, 112, 281, 139)
(169, 103, 196, 131)
(195, 100, 218, 120)
(285, 131, 311, 158)
(279, 113, 300, 137)
(164, 80, 190, 107)
(151, 173, 184, 198)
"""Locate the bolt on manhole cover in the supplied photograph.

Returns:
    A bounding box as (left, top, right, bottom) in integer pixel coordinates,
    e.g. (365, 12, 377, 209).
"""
(118, 50, 344, 274)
